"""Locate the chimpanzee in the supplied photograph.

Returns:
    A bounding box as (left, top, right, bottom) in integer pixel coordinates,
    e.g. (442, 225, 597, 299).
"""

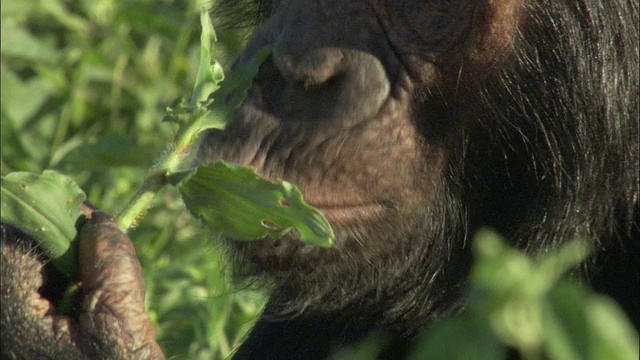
(1, 0, 638, 359)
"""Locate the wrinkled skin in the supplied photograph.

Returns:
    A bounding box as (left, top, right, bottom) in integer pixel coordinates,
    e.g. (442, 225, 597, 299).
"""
(1, 212, 163, 359)
(2, 0, 638, 359)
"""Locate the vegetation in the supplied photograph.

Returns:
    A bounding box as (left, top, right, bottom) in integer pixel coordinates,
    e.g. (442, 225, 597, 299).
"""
(2, 0, 262, 358)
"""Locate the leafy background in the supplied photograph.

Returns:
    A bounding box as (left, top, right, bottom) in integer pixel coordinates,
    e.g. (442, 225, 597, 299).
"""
(1, 0, 264, 358)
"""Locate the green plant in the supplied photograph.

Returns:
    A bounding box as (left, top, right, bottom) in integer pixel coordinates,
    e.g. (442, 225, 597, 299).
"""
(1, 1, 312, 357)
(407, 230, 638, 360)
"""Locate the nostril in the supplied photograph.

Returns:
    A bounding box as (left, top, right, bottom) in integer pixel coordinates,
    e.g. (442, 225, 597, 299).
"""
(273, 48, 345, 86)
(258, 48, 390, 125)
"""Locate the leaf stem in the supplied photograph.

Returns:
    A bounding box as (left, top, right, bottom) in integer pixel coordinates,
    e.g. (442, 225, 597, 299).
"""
(115, 9, 217, 232)
(117, 170, 167, 231)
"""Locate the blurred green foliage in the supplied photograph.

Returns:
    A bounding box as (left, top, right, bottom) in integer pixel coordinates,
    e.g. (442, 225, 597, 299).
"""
(1, 0, 265, 358)
(409, 231, 638, 360)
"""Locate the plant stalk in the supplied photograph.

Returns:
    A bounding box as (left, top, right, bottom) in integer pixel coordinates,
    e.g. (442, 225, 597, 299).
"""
(117, 170, 168, 231)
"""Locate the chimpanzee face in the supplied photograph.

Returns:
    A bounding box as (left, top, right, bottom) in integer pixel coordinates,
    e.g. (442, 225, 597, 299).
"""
(198, 0, 637, 316)
(200, 0, 523, 276)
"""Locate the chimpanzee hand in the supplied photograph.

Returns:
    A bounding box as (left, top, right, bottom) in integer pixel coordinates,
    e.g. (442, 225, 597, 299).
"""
(1, 210, 164, 360)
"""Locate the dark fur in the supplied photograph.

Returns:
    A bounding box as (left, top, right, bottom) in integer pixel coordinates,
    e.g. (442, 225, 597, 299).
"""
(2, 0, 638, 359)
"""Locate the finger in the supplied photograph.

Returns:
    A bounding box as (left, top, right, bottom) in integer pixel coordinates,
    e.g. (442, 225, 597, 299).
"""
(78, 211, 164, 359)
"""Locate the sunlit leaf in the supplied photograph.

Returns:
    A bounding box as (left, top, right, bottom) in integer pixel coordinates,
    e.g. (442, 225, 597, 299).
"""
(585, 295, 639, 360)
(1, 170, 85, 278)
(190, 9, 219, 107)
(204, 45, 273, 128)
(171, 161, 334, 247)
(186, 44, 273, 136)
(0, 22, 61, 64)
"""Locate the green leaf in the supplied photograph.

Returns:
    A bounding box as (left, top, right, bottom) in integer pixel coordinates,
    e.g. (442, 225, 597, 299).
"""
(204, 45, 273, 127)
(465, 231, 637, 360)
(408, 316, 505, 360)
(1, 67, 58, 127)
(1, 170, 85, 278)
(0, 22, 61, 64)
(470, 229, 533, 295)
(171, 161, 334, 247)
(542, 282, 639, 360)
(190, 9, 219, 108)
(183, 44, 273, 138)
(39, 0, 89, 33)
(161, 14, 272, 174)
(585, 295, 639, 360)
(542, 282, 591, 360)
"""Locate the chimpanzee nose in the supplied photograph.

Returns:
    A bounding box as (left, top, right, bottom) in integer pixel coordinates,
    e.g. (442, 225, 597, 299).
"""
(234, 0, 393, 126)
(268, 44, 390, 125)
(273, 47, 345, 86)
(266, 26, 391, 124)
